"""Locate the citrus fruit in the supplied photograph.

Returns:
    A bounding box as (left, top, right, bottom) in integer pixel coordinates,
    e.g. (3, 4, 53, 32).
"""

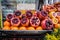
(36, 26, 43, 30)
(27, 27, 35, 30)
(2, 26, 10, 30)
(11, 26, 18, 30)
(4, 21, 10, 26)
(19, 27, 27, 30)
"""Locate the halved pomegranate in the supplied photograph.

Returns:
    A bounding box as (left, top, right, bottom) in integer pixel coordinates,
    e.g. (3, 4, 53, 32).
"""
(11, 17, 20, 27)
(21, 17, 29, 26)
(14, 10, 22, 18)
(41, 18, 53, 30)
(30, 16, 40, 27)
(21, 14, 26, 19)
(38, 10, 48, 20)
(26, 11, 32, 19)
(6, 14, 13, 21)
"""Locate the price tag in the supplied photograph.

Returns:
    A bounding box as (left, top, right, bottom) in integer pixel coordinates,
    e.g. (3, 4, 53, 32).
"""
(17, 3, 35, 10)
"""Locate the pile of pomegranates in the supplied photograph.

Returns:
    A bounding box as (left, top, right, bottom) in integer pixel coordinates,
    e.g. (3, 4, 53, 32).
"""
(3, 2, 60, 30)
(3, 10, 54, 30)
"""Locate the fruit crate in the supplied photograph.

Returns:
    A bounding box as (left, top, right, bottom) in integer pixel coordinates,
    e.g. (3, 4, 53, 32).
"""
(0, 0, 53, 39)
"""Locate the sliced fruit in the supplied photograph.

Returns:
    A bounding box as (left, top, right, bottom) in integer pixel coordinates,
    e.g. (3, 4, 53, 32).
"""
(30, 16, 40, 27)
(21, 17, 29, 26)
(19, 27, 27, 30)
(36, 26, 43, 30)
(41, 18, 53, 30)
(11, 17, 20, 27)
(38, 10, 48, 20)
(2, 26, 10, 30)
(4, 21, 10, 26)
(27, 27, 35, 30)
(52, 18, 58, 24)
(49, 12, 57, 18)
(6, 14, 13, 21)
(26, 11, 33, 19)
(11, 26, 18, 30)
(14, 10, 22, 18)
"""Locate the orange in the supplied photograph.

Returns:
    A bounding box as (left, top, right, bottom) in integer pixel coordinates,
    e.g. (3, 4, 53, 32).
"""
(27, 27, 35, 30)
(2, 26, 10, 30)
(19, 27, 27, 30)
(36, 26, 43, 30)
(11, 26, 18, 30)
(54, 24, 60, 29)
(4, 21, 10, 26)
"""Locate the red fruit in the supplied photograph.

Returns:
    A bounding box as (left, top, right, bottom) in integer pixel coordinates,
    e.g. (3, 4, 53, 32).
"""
(14, 10, 22, 18)
(21, 17, 29, 26)
(56, 12, 60, 18)
(21, 14, 26, 18)
(11, 17, 20, 27)
(6, 14, 13, 21)
(30, 16, 40, 27)
(54, 2, 60, 12)
(26, 11, 32, 19)
(38, 10, 48, 20)
(42, 5, 57, 12)
(42, 5, 48, 12)
(41, 18, 53, 30)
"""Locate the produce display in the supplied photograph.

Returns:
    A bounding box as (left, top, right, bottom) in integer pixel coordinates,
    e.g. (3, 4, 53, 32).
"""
(1, 0, 60, 40)
(2, 2, 60, 30)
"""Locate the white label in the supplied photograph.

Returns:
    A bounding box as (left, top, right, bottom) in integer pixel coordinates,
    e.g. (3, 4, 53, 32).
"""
(17, 3, 36, 10)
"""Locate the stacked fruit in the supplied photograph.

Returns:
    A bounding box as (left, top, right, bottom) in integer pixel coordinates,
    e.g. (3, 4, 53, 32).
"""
(42, 2, 60, 29)
(2, 10, 54, 30)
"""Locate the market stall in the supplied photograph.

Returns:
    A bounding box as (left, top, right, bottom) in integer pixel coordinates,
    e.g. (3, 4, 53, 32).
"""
(0, 0, 60, 40)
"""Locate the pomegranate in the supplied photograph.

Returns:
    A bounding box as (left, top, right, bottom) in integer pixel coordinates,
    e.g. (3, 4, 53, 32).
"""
(42, 5, 57, 12)
(21, 14, 26, 18)
(54, 2, 60, 12)
(6, 14, 13, 21)
(41, 18, 53, 30)
(30, 16, 40, 27)
(21, 17, 29, 26)
(26, 11, 32, 19)
(11, 17, 20, 27)
(38, 10, 48, 20)
(14, 10, 22, 18)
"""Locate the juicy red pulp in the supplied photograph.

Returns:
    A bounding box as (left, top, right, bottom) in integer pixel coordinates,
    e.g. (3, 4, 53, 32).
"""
(7, 14, 13, 19)
(26, 11, 32, 18)
(15, 11, 21, 16)
(41, 11, 47, 16)
(31, 17, 39, 25)
(46, 20, 52, 27)
(21, 18, 27, 24)
(12, 18, 19, 24)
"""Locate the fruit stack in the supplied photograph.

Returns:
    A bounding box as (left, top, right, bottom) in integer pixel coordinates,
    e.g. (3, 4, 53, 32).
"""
(2, 10, 54, 30)
(42, 2, 60, 29)
(3, 2, 60, 30)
